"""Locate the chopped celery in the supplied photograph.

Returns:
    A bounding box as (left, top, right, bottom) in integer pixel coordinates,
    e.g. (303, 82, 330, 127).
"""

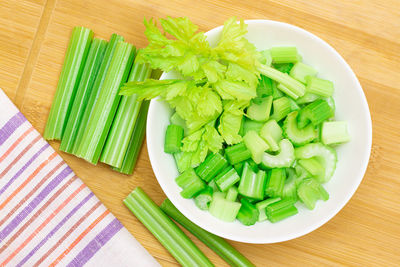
(226, 186, 239, 201)
(271, 81, 284, 99)
(195, 153, 229, 182)
(170, 112, 188, 135)
(260, 139, 295, 169)
(289, 98, 300, 111)
(270, 47, 299, 64)
(233, 162, 244, 175)
(260, 119, 283, 152)
(265, 168, 286, 197)
(273, 63, 294, 74)
(298, 158, 324, 177)
(225, 142, 252, 165)
(266, 199, 298, 223)
(242, 119, 264, 135)
(260, 50, 272, 66)
(112, 101, 149, 175)
(215, 167, 240, 192)
(258, 65, 305, 99)
(255, 197, 281, 222)
(298, 99, 333, 129)
(160, 199, 255, 267)
(164, 124, 184, 154)
(60, 38, 108, 153)
(283, 111, 318, 146)
(73, 33, 124, 153)
(295, 143, 337, 182)
(321, 121, 350, 145)
(296, 93, 320, 104)
(195, 186, 213, 210)
(294, 164, 312, 185)
(246, 158, 259, 173)
(297, 178, 329, 210)
(271, 97, 291, 121)
(174, 151, 192, 173)
(246, 96, 273, 122)
(209, 193, 241, 222)
(306, 76, 334, 97)
(44, 27, 93, 140)
(124, 188, 213, 266)
(289, 62, 317, 84)
(176, 168, 206, 198)
(243, 131, 269, 164)
(282, 170, 298, 201)
(238, 163, 266, 200)
(101, 62, 152, 167)
(76, 41, 135, 164)
(256, 75, 273, 98)
(237, 199, 259, 226)
(208, 179, 220, 193)
(326, 96, 336, 113)
(276, 83, 299, 99)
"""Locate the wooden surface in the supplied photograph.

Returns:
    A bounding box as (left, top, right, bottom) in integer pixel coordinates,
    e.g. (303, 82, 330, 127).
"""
(1, 0, 400, 266)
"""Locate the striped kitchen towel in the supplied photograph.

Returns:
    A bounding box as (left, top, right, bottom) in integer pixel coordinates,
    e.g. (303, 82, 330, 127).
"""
(0, 89, 159, 267)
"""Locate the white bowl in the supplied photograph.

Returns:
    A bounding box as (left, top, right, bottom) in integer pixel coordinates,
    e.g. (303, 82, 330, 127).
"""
(146, 20, 372, 244)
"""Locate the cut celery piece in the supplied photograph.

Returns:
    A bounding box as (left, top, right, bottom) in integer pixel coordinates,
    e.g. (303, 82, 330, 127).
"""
(233, 162, 244, 176)
(255, 197, 281, 222)
(256, 75, 273, 98)
(242, 119, 264, 136)
(176, 168, 206, 198)
(243, 131, 269, 164)
(282, 170, 298, 201)
(246, 96, 273, 122)
(260, 139, 295, 169)
(297, 178, 329, 210)
(215, 167, 240, 192)
(260, 50, 272, 66)
(295, 143, 337, 182)
(164, 124, 184, 154)
(271, 97, 291, 121)
(195, 153, 229, 182)
(266, 199, 298, 223)
(170, 112, 188, 135)
(271, 81, 284, 99)
(289, 62, 317, 84)
(270, 47, 299, 64)
(296, 93, 320, 104)
(298, 99, 334, 128)
(306, 76, 334, 97)
(273, 63, 294, 74)
(258, 65, 305, 99)
(44, 27, 93, 140)
(226, 186, 239, 202)
(246, 159, 259, 173)
(283, 111, 318, 146)
(289, 98, 300, 111)
(298, 158, 324, 177)
(238, 163, 266, 200)
(225, 142, 252, 165)
(174, 151, 192, 173)
(277, 83, 299, 99)
(236, 199, 259, 226)
(260, 119, 283, 152)
(209, 193, 241, 222)
(208, 180, 220, 193)
(321, 121, 350, 145)
(265, 168, 286, 198)
(195, 186, 213, 210)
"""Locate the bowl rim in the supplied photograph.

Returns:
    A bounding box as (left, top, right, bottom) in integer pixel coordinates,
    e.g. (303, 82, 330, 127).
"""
(146, 19, 372, 244)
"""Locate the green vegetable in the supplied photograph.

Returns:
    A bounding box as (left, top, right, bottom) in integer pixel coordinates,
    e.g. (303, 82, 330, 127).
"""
(174, 151, 193, 173)
(266, 199, 298, 223)
(283, 111, 318, 146)
(60, 38, 107, 153)
(260, 119, 283, 151)
(76, 41, 135, 164)
(238, 163, 266, 200)
(124, 188, 213, 266)
(225, 186, 239, 201)
(246, 96, 272, 122)
(270, 47, 299, 64)
(209, 192, 241, 222)
(194, 186, 213, 210)
(170, 112, 188, 135)
(273, 63, 294, 74)
(271, 97, 291, 121)
(255, 197, 281, 222)
(236, 198, 259, 226)
(321, 121, 350, 145)
(296, 92, 319, 104)
(176, 168, 206, 198)
(265, 168, 286, 198)
(233, 162, 244, 175)
(297, 178, 329, 210)
(256, 75, 273, 98)
(160, 199, 255, 267)
(215, 167, 240, 192)
(225, 142, 252, 165)
(282, 170, 298, 200)
(297, 99, 333, 129)
(306, 76, 334, 98)
(195, 153, 229, 182)
(298, 158, 324, 177)
(260, 139, 295, 169)
(246, 158, 259, 173)
(243, 130, 269, 164)
(289, 62, 317, 84)
(164, 124, 185, 154)
(44, 26, 93, 140)
(242, 118, 264, 136)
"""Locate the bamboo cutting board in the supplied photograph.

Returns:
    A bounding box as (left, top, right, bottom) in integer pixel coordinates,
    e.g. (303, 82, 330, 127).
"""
(1, 0, 400, 266)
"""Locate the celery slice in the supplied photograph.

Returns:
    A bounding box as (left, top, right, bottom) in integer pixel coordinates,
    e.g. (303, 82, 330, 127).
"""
(164, 124, 184, 154)
(225, 142, 252, 165)
(265, 168, 286, 198)
(282, 169, 298, 200)
(60, 38, 107, 153)
(298, 158, 324, 177)
(271, 97, 291, 121)
(321, 121, 350, 145)
(306, 76, 334, 98)
(298, 99, 333, 129)
(283, 111, 318, 146)
(242, 118, 264, 136)
(238, 163, 266, 200)
(246, 96, 273, 122)
(194, 186, 213, 210)
(76, 41, 135, 164)
(255, 197, 281, 222)
(270, 47, 299, 64)
(173, 151, 192, 173)
(195, 153, 229, 182)
(296, 93, 320, 104)
(260, 119, 283, 152)
(176, 168, 206, 198)
(289, 62, 317, 84)
(44, 27, 93, 140)
(237, 199, 259, 226)
(73, 34, 124, 153)
(297, 178, 329, 210)
(266, 200, 298, 223)
(170, 112, 188, 135)
(209, 193, 241, 222)
(215, 167, 240, 192)
(124, 188, 213, 266)
(243, 130, 269, 164)
(225, 186, 239, 202)
(260, 139, 295, 169)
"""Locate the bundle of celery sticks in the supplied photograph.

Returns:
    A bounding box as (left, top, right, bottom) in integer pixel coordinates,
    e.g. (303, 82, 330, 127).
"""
(44, 26, 157, 174)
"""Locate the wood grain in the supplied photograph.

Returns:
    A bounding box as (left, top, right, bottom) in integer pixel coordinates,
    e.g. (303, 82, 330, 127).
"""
(1, 0, 400, 266)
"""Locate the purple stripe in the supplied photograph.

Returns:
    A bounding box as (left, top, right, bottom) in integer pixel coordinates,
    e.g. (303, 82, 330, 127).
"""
(0, 143, 50, 196)
(0, 166, 73, 242)
(16, 192, 94, 267)
(67, 218, 123, 267)
(0, 112, 26, 146)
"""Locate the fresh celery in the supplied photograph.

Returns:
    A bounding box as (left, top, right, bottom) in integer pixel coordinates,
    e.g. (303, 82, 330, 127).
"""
(265, 168, 286, 197)
(195, 186, 213, 210)
(236, 199, 259, 226)
(282, 170, 298, 201)
(297, 178, 329, 210)
(270, 47, 299, 64)
(73, 34, 124, 153)
(242, 119, 264, 136)
(76, 41, 135, 164)
(238, 163, 266, 200)
(256, 75, 273, 98)
(164, 124, 185, 154)
(277, 83, 299, 99)
(173, 151, 192, 173)
(271, 97, 291, 121)
(266, 199, 298, 223)
(195, 153, 229, 182)
(101, 62, 152, 167)
(246, 96, 272, 121)
(60, 38, 108, 153)
(260, 119, 283, 152)
(297, 99, 333, 128)
(273, 63, 294, 74)
(208, 180, 220, 193)
(243, 130, 269, 164)
(44, 26, 93, 140)
(233, 162, 244, 175)
(298, 158, 324, 177)
(215, 167, 240, 192)
(160, 199, 255, 267)
(296, 92, 319, 104)
(321, 121, 350, 145)
(306, 76, 334, 97)
(124, 188, 213, 266)
(225, 186, 239, 202)
(290, 62, 317, 84)
(246, 158, 259, 173)
(224, 142, 252, 165)
(283, 111, 318, 146)
(209, 192, 241, 222)
(170, 112, 188, 135)
(255, 198, 280, 222)
(176, 169, 206, 198)
(260, 139, 295, 169)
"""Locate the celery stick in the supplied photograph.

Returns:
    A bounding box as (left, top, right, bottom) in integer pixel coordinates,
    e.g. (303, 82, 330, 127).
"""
(124, 188, 213, 266)
(238, 163, 266, 200)
(112, 101, 149, 174)
(225, 186, 239, 202)
(176, 168, 206, 198)
(44, 26, 93, 140)
(297, 178, 329, 210)
(76, 41, 135, 164)
(321, 121, 350, 145)
(237, 199, 259, 226)
(255, 198, 281, 222)
(215, 167, 240, 192)
(160, 199, 255, 267)
(265, 168, 286, 198)
(225, 142, 252, 165)
(306, 76, 334, 98)
(164, 124, 184, 154)
(60, 38, 107, 153)
(298, 99, 333, 128)
(290, 62, 317, 84)
(196, 153, 229, 182)
(243, 131, 269, 164)
(209, 193, 241, 222)
(195, 186, 213, 210)
(73, 34, 124, 153)
(100, 62, 152, 167)
(270, 47, 299, 64)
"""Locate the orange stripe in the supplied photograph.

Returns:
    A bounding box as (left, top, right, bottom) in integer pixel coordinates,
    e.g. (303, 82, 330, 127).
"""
(1, 184, 86, 265)
(0, 151, 58, 210)
(0, 134, 41, 178)
(49, 210, 110, 266)
(0, 126, 34, 163)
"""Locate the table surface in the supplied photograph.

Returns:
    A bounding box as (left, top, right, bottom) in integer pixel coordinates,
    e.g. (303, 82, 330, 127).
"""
(1, 0, 400, 266)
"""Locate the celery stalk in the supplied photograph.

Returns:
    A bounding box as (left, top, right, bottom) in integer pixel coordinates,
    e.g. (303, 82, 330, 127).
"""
(124, 188, 213, 266)
(60, 38, 108, 153)
(44, 26, 93, 140)
(76, 42, 135, 164)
